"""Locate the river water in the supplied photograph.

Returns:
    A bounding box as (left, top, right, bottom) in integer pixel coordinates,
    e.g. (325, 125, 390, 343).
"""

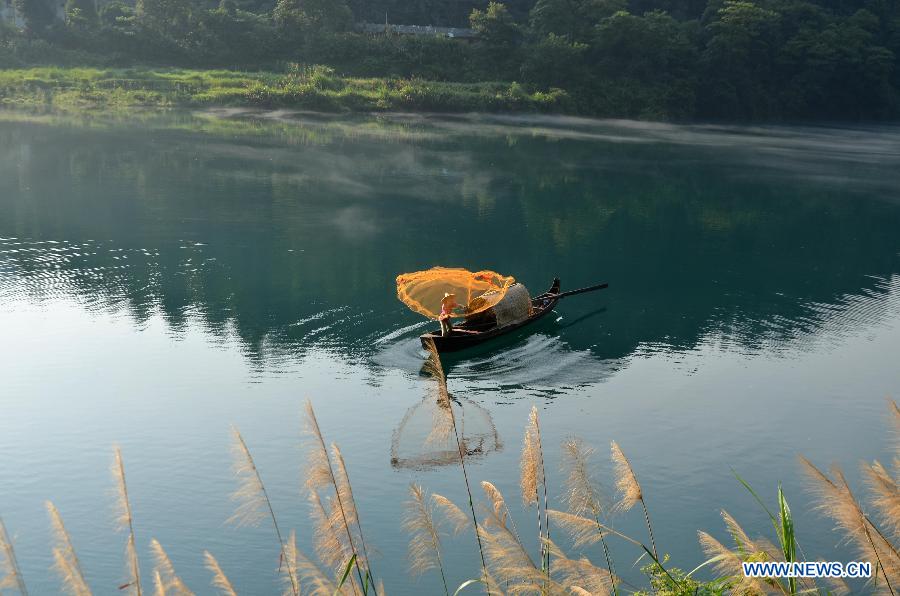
(1, 109, 899, 593)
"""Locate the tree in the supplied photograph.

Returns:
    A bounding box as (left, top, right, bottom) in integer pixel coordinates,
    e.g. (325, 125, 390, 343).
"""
(528, 0, 625, 42)
(470, 2, 521, 47)
(136, 0, 190, 34)
(274, 0, 351, 32)
(98, 1, 133, 27)
(699, 0, 783, 117)
(590, 10, 699, 117)
(13, 0, 57, 34)
(521, 32, 588, 87)
(65, 0, 97, 29)
(779, 9, 896, 116)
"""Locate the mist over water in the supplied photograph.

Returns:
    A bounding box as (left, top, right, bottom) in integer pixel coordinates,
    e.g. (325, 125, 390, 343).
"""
(1, 109, 899, 593)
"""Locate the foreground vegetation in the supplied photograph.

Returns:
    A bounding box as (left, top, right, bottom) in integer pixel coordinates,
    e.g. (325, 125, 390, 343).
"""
(1, 342, 898, 594)
(0, 65, 567, 112)
(2, 0, 900, 120)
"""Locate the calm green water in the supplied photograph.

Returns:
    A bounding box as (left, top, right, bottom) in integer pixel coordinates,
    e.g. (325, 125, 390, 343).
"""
(1, 109, 899, 594)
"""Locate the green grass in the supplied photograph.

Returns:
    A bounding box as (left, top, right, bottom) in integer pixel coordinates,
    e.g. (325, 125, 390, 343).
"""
(0, 65, 569, 114)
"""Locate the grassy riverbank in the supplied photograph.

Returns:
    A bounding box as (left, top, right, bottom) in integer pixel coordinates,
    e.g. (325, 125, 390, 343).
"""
(0, 66, 569, 113)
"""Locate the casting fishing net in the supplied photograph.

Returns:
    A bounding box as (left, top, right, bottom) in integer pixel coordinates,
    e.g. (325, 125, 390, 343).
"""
(390, 394, 501, 470)
(396, 267, 516, 320)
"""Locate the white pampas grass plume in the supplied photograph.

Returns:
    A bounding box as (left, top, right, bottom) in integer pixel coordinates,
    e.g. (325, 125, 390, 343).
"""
(203, 552, 237, 596)
(864, 460, 900, 541)
(46, 502, 90, 596)
(433, 494, 471, 536)
(112, 447, 141, 596)
(697, 531, 767, 596)
(0, 516, 27, 595)
(227, 428, 271, 528)
(609, 442, 641, 513)
(561, 438, 604, 518)
(227, 427, 298, 595)
(295, 548, 341, 595)
(610, 442, 658, 561)
(801, 456, 900, 590)
(546, 510, 607, 549)
(520, 408, 542, 507)
(545, 538, 612, 596)
(149, 539, 192, 595)
(403, 484, 448, 594)
(309, 491, 348, 571)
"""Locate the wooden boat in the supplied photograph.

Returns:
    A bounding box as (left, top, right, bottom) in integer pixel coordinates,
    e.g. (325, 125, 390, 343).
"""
(420, 278, 607, 352)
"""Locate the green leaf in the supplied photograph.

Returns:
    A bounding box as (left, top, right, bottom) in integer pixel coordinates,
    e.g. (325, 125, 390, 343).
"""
(778, 485, 797, 595)
(334, 554, 357, 596)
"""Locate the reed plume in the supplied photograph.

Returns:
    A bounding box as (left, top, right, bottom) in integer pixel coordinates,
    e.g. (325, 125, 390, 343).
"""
(610, 441, 657, 561)
(697, 509, 788, 595)
(432, 494, 471, 536)
(46, 501, 90, 596)
(864, 460, 900, 540)
(477, 481, 546, 592)
(422, 339, 489, 590)
(546, 510, 609, 549)
(309, 491, 348, 572)
(112, 446, 141, 596)
(296, 548, 342, 596)
(561, 438, 616, 595)
(303, 400, 373, 594)
(477, 524, 545, 593)
(561, 439, 602, 518)
(0, 516, 27, 595)
(281, 531, 300, 596)
(544, 538, 612, 596)
(800, 456, 900, 594)
(203, 552, 237, 596)
(149, 539, 193, 595)
(548, 508, 659, 573)
(152, 571, 165, 596)
(403, 484, 449, 594)
(228, 427, 298, 595)
(696, 531, 767, 595)
(332, 444, 374, 575)
(520, 407, 550, 574)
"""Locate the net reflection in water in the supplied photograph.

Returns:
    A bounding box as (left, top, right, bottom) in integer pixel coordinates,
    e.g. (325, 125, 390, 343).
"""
(391, 394, 502, 470)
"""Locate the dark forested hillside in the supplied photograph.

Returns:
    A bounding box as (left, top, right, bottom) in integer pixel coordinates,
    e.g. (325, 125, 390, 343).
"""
(1, 0, 898, 120)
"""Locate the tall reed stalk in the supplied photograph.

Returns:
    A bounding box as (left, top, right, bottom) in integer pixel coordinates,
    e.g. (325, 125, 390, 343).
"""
(112, 447, 142, 596)
(610, 441, 658, 562)
(228, 428, 299, 595)
(403, 483, 450, 595)
(0, 516, 28, 595)
(422, 339, 490, 592)
(521, 406, 551, 582)
(46, 501, 91, 596)
(303, 400, 375, 595)
(561, 438, 617, 596)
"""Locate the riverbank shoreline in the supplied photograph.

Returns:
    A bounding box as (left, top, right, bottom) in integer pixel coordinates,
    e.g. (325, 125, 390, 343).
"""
(0, 65, 571, 115)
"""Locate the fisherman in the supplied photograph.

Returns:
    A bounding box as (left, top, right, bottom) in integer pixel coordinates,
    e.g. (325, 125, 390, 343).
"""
(439, 292, 458, 336)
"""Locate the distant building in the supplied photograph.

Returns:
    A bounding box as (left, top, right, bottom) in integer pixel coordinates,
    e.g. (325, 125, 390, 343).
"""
(355, 22, 476, 40)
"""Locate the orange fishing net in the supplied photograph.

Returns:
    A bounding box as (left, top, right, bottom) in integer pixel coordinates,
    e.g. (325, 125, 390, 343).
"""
(396, 267, 516, 320)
